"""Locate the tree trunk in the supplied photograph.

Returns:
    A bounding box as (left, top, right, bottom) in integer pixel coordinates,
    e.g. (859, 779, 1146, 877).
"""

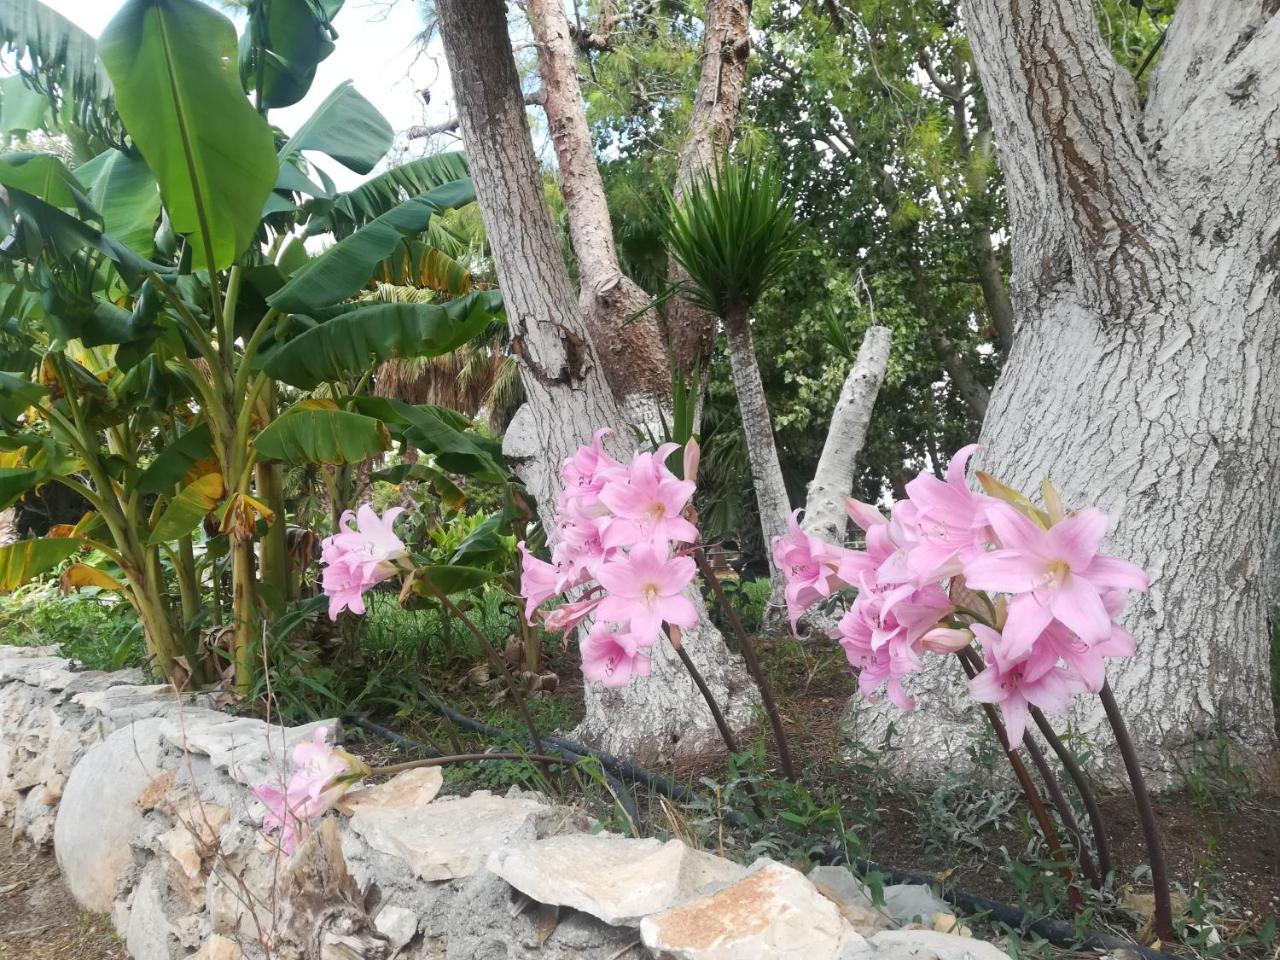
(802, 325, 891, 545)
(723, 302, 791, 578)
(848, 0, 1280, 784)
(436, 0, 756, 762)
(662, 0, 754, 374)
(526, 0, 669, 405)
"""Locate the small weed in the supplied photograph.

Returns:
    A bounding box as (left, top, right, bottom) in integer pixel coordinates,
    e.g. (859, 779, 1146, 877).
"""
(1178, 734, 1252, 812)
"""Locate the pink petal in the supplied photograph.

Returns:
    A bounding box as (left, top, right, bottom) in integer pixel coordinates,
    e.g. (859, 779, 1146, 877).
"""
(962, 550, 1043, 593)
(659, 593, 699, 629)
(1084, 555, 1149, 594)
(1049, 574, 1112, 645)
(1048, 508, 1108, 571)
(998, 594, 1054, 664)
(1001, 697, 1029, 746)
(984, 502, 1049, 558)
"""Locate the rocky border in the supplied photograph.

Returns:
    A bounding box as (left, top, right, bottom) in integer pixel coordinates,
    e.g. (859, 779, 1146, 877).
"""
(1, 644, 1013, 960)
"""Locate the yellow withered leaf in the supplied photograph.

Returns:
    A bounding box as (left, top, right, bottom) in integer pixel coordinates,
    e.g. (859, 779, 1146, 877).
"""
(60, 563, 126, 594)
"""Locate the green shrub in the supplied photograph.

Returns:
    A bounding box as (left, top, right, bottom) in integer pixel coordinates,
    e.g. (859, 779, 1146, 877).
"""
(0, 581, 143, 671)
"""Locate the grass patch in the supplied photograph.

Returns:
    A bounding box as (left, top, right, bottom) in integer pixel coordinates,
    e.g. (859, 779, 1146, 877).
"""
(0, 581, 143, 671)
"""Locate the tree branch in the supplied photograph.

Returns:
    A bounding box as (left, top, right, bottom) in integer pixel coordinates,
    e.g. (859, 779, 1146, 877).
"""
(406, 89, 544, 140)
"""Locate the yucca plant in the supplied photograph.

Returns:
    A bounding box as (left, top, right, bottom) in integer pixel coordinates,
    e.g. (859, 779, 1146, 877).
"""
(660, 157, 806, 321)
(659, 157, 804, 588)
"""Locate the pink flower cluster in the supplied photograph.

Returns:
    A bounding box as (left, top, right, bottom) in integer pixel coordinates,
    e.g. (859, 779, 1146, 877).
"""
(776, 445, 1148, 745)
(320, 505, 410, 620)
(251, 727, 365, 854)
(519, 430, 701, 687)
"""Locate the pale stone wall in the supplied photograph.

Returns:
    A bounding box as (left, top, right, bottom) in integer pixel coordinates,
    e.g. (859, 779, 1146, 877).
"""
(0, 644, 1011, 960)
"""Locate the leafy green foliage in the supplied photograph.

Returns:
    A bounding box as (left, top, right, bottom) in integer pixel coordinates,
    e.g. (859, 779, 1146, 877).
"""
(302, 152, 471, 239)
(240, 0, 343, 109)
(277, 80, 392, 175)
(0, 536, 80, 589)
(269, 181, 477, 313)
(99, 0, 279, 270)
(72, 148, 161, 255)
(262, 291, 504, 390)
(661, 158, 804, 316)
(0, 581, 142, 671)
(254, 402, 392, 465)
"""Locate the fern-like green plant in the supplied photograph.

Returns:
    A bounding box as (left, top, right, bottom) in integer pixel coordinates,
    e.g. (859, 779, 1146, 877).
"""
(660, 157, 806, 318)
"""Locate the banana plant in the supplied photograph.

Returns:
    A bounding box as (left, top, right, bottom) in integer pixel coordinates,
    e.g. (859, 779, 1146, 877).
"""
(0, 0, 508, 691)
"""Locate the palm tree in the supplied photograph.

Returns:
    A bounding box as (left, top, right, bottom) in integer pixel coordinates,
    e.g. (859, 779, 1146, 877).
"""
(661, 158, 804, 580)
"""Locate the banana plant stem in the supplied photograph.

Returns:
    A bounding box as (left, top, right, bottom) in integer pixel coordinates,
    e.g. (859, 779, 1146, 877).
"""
(1029, 706, 1113, 882)
(1099, 681, 1175, 942)
(693, 547, 797, 781)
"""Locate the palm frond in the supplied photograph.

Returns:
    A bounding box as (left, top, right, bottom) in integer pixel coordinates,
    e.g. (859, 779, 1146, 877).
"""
(661, 156, 806, 316)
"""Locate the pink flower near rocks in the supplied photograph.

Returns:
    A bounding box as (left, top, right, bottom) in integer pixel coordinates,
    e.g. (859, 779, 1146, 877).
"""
(252, 727, 364, 854)
(320, 505, 409, 620)
(963, 503, 1148, 657)
(595, 543, 698, 642)
(579, 624, 652, 687)
(967, 625, 1086, 745)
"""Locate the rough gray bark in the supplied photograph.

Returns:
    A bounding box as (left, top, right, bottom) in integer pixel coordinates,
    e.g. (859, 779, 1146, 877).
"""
(526, 0, 669, 402)
(848, 0, 1280, 783)
(802, 325, 892, 546)
(724, 303, 791, 579)
(436, 0, 756, 763)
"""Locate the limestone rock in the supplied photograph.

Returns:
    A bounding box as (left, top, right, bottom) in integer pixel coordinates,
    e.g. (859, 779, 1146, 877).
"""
(870, 929, 1010, 960)
(883, 883, 950, 923)
(349, 790, 550, 881)
(640, 860, 869, 959)
(337, 766, 442, 815)
(488, 834, 747, 927)
(192, 934, 242, 960)
(54, 717, 172, 911)
(125, 864, 176, 960)
(161, 711, 339, 787)
(809, 865, 894, 934)
(374, 905, 419, 952)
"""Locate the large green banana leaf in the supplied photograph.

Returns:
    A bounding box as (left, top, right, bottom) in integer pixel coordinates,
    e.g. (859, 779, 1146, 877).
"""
(254, 402, 391, 465)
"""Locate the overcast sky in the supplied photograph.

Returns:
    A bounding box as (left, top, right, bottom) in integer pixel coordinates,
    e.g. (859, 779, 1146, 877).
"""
(39, 0, 462, 189)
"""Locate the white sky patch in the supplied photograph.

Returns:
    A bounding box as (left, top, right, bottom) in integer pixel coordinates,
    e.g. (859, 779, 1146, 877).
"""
(30, 0, 462, 190)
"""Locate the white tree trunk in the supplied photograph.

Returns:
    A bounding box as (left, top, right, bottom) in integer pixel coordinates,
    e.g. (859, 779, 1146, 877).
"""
(802, 325, 892, 545)
(724, 304, 792, 579)
(847, 0, 1280, 784)
(436, 0, 756, 763)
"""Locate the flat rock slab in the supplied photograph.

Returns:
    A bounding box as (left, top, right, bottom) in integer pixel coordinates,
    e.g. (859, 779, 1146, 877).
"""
(870, 929, 1010, 960)
(337, 766, 443, 815)
(488, 834, 747, 927)
(54, 717, 171, 911)
(640, 860, 867, 959)
(160, 711, 338, 787)
(349, 790, 551, 881)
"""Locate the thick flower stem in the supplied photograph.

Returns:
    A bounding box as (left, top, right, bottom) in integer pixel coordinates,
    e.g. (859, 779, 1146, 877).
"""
(1029, 706, 1113, 882)
(955, 650, 1076, 894)
(693, 547, 797, 781)
(371, 752, 575, 778)
(1099, 682, 1175, 943)
(1021, 729, 1102, 888)
(426, 585, 553, 781)
(668, 632, 741, 756)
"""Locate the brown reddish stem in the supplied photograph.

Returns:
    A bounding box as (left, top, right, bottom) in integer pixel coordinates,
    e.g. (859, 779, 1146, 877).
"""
(1099, 681, 1175, 942)
(425, 583, 553, 781)
(667, 627, 741, 756)
(1021, 727, 1102, 888)
(1029, 706, 1114, 882)
(693, 547, 797, 781)
(955, 648, 1077, 897)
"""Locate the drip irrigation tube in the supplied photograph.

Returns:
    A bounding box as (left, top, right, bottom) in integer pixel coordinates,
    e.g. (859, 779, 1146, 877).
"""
(349, 708, 1178, 960)
(345, 709, 641, 829)
(815, 848, 1181, 960)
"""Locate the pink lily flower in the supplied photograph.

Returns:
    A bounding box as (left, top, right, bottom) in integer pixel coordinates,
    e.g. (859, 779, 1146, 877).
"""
(517, 541, 561, 622)
(598, 445, 699, 548)
(967, 624, 1086, 746)
(962, 503, 1148, 657)
(560, 427, 624, 503)
(320, 506, 408, 620)
(901, 444, 994, 581)
(252, 727, 364, 854)
(579, 624, 652, 687)
(773, 510, 853, 633)
(595, 543, 698, 641)
(836, 614, 919, 711)
(541, 593, 605, 633)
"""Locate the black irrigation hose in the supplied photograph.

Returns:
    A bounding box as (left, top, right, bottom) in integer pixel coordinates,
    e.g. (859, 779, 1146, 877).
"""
(351, 708, 1177, 960)
(347, 706, 642, 829)
(814, 847, 1183, 960)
